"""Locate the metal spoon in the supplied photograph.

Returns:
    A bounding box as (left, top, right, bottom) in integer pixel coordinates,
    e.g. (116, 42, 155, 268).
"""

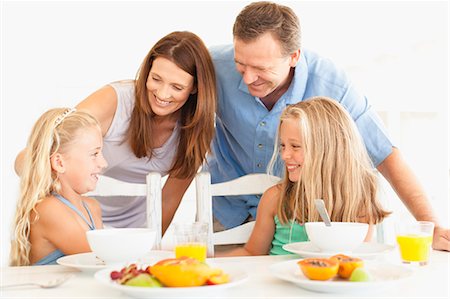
(314, 199, 332, 226)
(1, 274, 73, 289)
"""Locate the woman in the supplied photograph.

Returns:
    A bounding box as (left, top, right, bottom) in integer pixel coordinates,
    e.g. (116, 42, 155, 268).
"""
(16, 31, 216, 233)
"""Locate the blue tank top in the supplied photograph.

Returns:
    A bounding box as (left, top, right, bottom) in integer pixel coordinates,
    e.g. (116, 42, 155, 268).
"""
(270, 215, 309, 255)
(34, 193, 97, 265)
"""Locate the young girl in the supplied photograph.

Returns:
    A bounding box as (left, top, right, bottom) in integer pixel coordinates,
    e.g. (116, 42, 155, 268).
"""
(222, 97, 390, 256)
(10, 108, 108, 266)
(16, 31, 217, 232)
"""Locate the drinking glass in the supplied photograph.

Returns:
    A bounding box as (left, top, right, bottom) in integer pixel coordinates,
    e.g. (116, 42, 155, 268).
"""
(173, 222, 208, 262)
(396, 221, 434, 266)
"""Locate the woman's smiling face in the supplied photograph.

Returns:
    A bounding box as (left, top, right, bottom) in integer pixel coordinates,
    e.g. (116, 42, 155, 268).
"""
(146, 57, 196, 117)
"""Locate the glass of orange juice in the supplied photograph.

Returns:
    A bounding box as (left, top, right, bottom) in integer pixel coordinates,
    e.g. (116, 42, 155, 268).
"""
(396, 221, 434, 266)
(173, 222, 208, 262)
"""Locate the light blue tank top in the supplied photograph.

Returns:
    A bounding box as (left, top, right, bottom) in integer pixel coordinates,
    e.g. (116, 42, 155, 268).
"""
(34, 194, 96, 265)
(270, 215, 309, 255)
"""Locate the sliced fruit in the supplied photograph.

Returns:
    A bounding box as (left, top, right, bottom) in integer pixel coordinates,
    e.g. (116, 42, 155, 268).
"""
(206, 273, 230, 285)
(297, 258, 339, 281)
(124, 273, 163, 287)
(349, 267, 371, 282)
(330, 254, 364, 279)
(151, 257, 215, 287)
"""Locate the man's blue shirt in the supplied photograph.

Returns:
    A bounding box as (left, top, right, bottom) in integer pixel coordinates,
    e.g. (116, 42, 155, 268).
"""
(207, 44, 393, 229)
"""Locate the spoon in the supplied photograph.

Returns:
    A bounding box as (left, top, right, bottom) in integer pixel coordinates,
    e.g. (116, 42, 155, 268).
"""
(314, 199, 332, 226)
(1, 274, 74, 289)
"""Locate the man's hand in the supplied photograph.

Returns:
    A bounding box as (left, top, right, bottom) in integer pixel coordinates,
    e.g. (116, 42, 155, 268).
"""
(432, 226, 450, 251)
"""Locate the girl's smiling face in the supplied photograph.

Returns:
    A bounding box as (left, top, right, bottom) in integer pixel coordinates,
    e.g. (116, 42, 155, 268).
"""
(279, 118, 304, 182)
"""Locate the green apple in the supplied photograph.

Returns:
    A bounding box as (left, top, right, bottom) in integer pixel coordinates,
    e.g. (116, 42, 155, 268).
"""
(124, 273, 162, 287)
(349, 267, 371, 282)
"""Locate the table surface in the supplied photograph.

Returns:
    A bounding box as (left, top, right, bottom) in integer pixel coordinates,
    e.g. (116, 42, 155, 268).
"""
(1, 249, 449, 298)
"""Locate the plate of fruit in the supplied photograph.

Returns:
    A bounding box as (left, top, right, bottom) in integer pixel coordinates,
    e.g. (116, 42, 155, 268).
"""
(94, 257, 248, 297)
(269, 254, 413, 293)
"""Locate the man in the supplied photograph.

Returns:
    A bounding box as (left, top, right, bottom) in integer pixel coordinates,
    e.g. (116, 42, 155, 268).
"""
(207, 1, 449, 251)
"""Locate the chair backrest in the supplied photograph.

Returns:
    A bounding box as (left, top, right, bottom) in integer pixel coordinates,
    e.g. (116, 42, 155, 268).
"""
(195, 172, 281, 257)
(85, 172, 163, 249)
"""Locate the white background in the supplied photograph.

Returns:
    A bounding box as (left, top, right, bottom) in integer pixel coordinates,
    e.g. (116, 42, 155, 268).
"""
(1, 1, 448, 266)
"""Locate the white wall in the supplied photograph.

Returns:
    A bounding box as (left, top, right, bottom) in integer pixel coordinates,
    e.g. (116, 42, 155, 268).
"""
(1, 1, 448, 265)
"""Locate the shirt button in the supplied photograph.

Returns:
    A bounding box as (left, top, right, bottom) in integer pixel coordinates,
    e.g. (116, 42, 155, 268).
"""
(257, 163, 262, 168)
(258, 144, 263, 149)
(260, 121, 266, 126)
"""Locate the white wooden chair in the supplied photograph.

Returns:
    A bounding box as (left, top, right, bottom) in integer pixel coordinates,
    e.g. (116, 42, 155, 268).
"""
(195, 172, 281, 257)
(85, 172, 164, 249)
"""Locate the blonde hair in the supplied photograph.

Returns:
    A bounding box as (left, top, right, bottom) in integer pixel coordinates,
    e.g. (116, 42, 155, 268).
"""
(268, 97, 390, 225)
(10, 108, 100, 266)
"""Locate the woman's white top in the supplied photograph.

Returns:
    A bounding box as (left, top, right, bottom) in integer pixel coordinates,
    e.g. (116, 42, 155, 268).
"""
(98, 80, 180, 228)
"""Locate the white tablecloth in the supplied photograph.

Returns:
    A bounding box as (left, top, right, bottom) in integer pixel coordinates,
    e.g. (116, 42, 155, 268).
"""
(1, 249, 449, 298)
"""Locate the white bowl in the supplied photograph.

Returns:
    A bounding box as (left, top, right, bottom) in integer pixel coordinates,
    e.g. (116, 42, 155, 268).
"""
(86, 228, 156, 264)
(305, 222, 368, 253)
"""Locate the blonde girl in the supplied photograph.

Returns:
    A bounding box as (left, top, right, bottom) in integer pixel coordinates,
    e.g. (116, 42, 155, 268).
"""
(221, 97, 390, 256)
(15, 31, 217, 231)
(10, 108, 107, 266)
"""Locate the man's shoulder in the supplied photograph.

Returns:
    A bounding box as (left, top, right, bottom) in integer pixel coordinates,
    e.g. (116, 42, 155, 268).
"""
(300, 48, 350, 89)
(209, 44, 234, 61)
(302, 49, 342, 73)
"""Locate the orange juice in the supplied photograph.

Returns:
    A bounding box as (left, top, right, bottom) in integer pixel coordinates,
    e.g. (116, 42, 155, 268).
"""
(396, 234, 432, 262)
(175, 243, 207, 262)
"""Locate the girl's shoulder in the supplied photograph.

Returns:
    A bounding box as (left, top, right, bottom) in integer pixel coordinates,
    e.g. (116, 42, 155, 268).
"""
(31, 195, 69, 226)
(263, 183, 283, 198)
(34, 195, 64, 213)
(259, 184, 283, 211)
(82, 196, 102, 214)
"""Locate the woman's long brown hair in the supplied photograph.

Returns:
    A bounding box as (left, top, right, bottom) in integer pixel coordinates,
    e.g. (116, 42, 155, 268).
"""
(128, 31, 216, 179)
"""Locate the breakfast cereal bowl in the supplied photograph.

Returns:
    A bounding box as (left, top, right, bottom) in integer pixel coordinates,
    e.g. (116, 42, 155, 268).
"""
(86, 228, 156, 264)
(305, 222, 368, 253)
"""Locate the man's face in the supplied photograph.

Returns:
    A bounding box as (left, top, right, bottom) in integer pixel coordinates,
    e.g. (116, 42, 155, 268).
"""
(234, 33, 297, 98)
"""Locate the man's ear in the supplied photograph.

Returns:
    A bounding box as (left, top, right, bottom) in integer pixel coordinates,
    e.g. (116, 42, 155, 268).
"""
(50, 153, 65, 174)
(289, 49, 301, 67)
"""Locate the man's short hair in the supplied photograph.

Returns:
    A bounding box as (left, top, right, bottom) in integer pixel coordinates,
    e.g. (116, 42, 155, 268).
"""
(233, 1, 301, 55)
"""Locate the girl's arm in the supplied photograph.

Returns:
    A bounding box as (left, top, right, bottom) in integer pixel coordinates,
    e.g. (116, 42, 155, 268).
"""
(217, 185, 280, 256)
(364, 224, 375, 242)
(357, 214, 375, 242)
(161, 175, 195, 235)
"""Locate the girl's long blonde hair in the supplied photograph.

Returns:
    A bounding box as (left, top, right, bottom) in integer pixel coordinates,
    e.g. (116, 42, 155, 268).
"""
(10, 108, 100, 266)
(268, 97, 390, 225)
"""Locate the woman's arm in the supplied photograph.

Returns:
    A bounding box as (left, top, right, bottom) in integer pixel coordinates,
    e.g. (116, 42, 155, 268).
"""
(76, 84, 118, 137)
(14, 85, 118, 177)
(217, 185, 280, 257)
(161, 175, 195, 235)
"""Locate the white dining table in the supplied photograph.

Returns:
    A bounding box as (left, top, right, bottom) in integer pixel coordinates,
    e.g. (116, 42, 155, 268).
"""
(1, 249, 449, 298)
